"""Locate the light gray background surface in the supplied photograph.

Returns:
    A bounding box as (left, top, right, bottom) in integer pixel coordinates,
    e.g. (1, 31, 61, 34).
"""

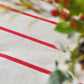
(0, 1, 84, 84)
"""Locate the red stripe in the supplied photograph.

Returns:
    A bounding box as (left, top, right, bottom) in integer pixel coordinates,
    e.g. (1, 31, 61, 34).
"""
(0, 4, 83, 84)
(21, 12, 57, 25)
(0, 53, 51, 74)
(0, 26, 58, 50)
(0, 4, 58, 25)
(0, 53, 82, 84)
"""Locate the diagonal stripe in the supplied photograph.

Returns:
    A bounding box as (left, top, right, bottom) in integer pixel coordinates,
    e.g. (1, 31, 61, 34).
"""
(0, 4, 58, 25)
(0, 26, 58, 50)
(0, 53, 82, 84)
(0, 53, 51, 74)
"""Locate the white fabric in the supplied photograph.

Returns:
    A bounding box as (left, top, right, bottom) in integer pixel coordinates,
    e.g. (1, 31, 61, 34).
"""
(0, 1, 84, 84)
